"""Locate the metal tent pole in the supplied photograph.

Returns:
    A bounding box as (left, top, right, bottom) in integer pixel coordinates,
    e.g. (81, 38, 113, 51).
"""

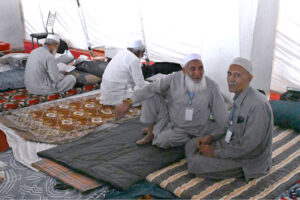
(76, 0, 94, 58)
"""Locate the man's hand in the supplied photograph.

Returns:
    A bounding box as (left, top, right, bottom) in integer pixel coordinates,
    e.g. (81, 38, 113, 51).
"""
(61, 71, 68, 75)
(114, 101, 131, 119)
(68, 61, 75, 66)
(198, 144, 214, 157)
(196, 135, 212, 149)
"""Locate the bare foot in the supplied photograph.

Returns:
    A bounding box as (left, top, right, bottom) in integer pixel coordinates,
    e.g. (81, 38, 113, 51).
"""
(136, 131, 154, 145)
(142, 128, 148, 135)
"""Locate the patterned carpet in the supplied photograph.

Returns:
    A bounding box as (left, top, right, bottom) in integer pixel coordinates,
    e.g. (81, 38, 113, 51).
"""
(276, 180, 300, 200)
(0, 85, 99, 112)
(0, 149, 113, 199)
(0, 94, 140, 144)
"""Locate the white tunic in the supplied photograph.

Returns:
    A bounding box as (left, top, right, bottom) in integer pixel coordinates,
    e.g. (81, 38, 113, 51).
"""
(100, 50, 146, 105)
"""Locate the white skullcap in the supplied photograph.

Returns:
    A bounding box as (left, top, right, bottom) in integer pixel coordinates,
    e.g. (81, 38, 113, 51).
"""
(183, 53, 202, 66)
(127, 40, 145, 50)
(45, 34, 60, 43)
(231, 57, 253, 75)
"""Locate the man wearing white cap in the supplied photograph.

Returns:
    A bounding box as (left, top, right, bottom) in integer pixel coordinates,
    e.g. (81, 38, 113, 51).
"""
(25, 34, 76, 95)
(115, 53, 228, 147)
(99, 39, 147, 105)
(185, 57, 273, 180)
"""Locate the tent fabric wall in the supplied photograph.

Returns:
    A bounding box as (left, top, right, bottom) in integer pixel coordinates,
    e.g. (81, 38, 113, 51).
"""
(22, 0, 88, 49)
(0, 0, 24, 50)
(81, 0, 142, 49)
(20, 0, 279, 97)
(22, 0, 45, 42)
(250, 0, 279, 95)
(271, 0, 300, 93)
(198, 0, 240, 98)
(239, 0, 258, 59)
(22, 0, 142, 50)
(139, 0, 204, 64)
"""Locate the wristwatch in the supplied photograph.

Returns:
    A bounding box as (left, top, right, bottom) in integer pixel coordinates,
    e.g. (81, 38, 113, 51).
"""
(123, 98, 133, 104)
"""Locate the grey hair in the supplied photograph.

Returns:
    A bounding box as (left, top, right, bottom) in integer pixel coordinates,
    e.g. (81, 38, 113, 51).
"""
(44, 39, 59, 45)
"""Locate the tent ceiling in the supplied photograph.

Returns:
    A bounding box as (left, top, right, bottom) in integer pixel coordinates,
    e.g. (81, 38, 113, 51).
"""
(19, 0, 300, 96)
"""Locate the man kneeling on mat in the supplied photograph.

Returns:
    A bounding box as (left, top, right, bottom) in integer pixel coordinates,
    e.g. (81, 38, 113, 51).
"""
(185, 57, 273, 180)
(115, 53, 228, 148)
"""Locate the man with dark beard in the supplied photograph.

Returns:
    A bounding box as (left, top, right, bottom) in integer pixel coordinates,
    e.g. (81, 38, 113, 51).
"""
(115, 53, 228, 148)
(185, 57, 273, 180)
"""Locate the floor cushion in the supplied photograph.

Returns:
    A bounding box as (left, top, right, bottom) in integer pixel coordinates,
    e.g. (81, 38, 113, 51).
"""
(270, 100, 300, 132)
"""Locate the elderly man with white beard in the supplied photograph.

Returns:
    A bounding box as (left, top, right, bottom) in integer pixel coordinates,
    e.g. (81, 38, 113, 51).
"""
(115, 53, 228, 148)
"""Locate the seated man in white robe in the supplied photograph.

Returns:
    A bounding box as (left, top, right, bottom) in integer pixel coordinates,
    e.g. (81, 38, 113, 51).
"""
(115, 53, 228, 147)
(100, 40, 147, 105)
(185, 57, 273, 180)
(25, 34, 76, 95)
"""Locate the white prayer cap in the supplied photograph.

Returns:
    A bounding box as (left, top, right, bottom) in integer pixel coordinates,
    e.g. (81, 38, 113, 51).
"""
(183, 53, 202, 66)
(127, 40, 145, 50)
(231, 57, 253, 75)
(45, 34, 60, 44)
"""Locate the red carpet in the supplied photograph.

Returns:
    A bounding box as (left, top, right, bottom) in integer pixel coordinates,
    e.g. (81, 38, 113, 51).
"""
(23, 41, 104, 59)
(0, 130, 9, 152)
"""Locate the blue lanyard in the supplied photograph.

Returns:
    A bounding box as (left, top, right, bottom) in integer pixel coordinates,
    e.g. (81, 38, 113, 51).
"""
(187, 90, 195, 106)
(43, 46, 49, 51)
(230, 102, 236, 125)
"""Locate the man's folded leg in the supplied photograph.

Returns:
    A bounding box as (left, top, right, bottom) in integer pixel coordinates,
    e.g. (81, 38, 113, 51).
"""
(153, 127, 191, 149)
(56, 75, 76, 93)
(185, 139, 244, 179)
(140, 94, 168, 126)
(137, 94, 169, 145)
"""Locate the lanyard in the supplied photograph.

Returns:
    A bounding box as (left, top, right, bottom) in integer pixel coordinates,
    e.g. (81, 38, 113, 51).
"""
(43, 45, 50, 52)
(186, 90, 195, 106)
(230, 102, 236, 125)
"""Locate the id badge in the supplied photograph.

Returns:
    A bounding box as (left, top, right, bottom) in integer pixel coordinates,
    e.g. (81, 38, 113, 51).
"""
(225, 130, 233, 143)
(185, 107, 194, 121)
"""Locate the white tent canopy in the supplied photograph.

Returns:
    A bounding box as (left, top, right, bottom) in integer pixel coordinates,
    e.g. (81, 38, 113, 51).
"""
(271, 0, 300, 93)
(1, 0, 300, 97)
